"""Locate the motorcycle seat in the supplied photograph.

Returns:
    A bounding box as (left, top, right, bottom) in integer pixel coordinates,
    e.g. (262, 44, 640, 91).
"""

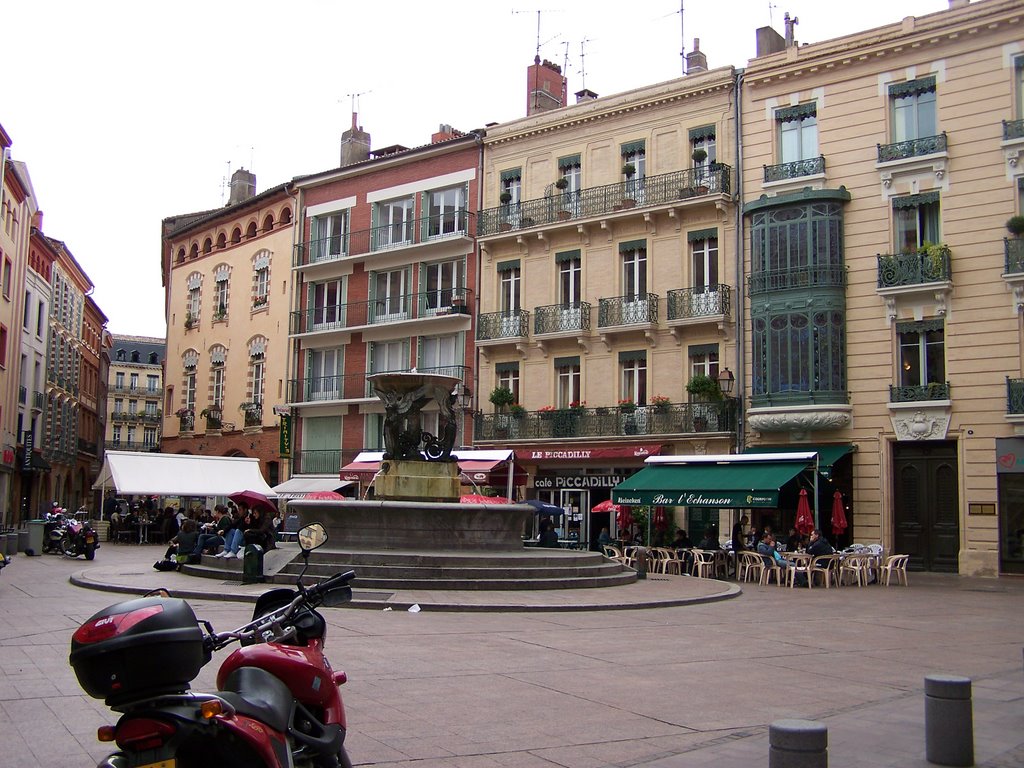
(218, 666, 294, 735)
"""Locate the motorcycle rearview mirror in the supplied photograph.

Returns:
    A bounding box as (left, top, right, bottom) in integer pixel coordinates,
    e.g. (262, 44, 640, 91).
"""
(321, 586, 353, 608)
(297, 523, 328, 555)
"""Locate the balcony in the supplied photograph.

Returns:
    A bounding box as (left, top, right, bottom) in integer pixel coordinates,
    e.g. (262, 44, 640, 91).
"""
(876, 247, 952, 310)
(476, 310, 529, 343)
(534, 302, 590, 335)
(749, 265, 847, 295)
(287, 365, 472, 406)
(1005, 238, 1024, 274)
(32, 391, 44, 411)
(1007, 378, 1024, 415)
(666, 284, 731, 340)
(293, 449, 345, 475)
(78, 437, 98, 456)
(597, 293, 658, 348)
(290, 287, 472, 343)
(476, 165, 732, 237)
(474, 401, 737, 442)
(877, 132, 947, 163)
(105, 440, 154, 453)
(18, 385, 26, 405)
(1003, 119, 1024, 141)
(763, 156, 826, 183)
(242, 402, 263, 429)
(201, 405, 223, 433)
(178, 411, 195, 434)
(889, 382, 950, 403)
(293, 210, 474, 271)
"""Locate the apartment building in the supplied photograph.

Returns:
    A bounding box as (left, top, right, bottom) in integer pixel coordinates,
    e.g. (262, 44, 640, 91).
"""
(160, 169, 293, 491)
(288, 120, 481, 494)
(739, 0, 1023, 576)
(475, 54, 741, 549)
(105, 334, 163, 453)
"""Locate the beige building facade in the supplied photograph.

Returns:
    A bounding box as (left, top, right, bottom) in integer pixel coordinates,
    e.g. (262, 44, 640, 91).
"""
(739, 0, 1024, 576)
(160, 173, 295, 491)
(476, 61, 741, 549)
(105, 335, 164, 453)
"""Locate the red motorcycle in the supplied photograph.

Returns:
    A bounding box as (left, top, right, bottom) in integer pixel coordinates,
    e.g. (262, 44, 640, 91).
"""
(70, 522, 355, 768)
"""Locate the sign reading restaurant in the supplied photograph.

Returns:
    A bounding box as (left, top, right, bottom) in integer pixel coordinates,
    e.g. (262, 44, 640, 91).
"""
(613, 490, 780, 508)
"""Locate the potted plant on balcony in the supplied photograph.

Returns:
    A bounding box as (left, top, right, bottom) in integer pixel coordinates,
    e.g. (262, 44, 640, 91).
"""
(617, 163, 638, 210)
(692, 148, 709, 195)
(617, 398, 636, 414)
(509, 403, 526, 419)
(917, 241, 951, 281)
(687, 373, 722, 432)
(184, 312, 195, 330)
(1007, 216, 1024, 238)
(554, 176, 569, 191)
(213, 302, 227, 321)
(650, 394, 672, 413)
(553, 177, 571, 220)
(499, 191, 514, 231)
(489, 386, 515, 413)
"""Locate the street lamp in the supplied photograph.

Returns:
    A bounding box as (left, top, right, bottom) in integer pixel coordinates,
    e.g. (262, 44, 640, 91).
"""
(717, 367, 735, 397)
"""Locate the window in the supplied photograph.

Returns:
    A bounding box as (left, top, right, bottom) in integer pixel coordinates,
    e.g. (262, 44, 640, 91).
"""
(251, 358, 265, 404)
(147, 375, 159, 393)
(374, 197, 414, 249)
(423, 259, 464, 312)
(187, 286, 200, 318)
(0, 325, 7, 367)
(144, 427, 157, 448)
(427, 186, 467, 237)
(312, 211, 348, 262)
(499, 263, 521, 314)
(893, 192, 940, 253)
(691, 232, 719, 291)
(128, 399, 138, 415)
(500, 169, 522, 205)
(144, 401, 158, 416)
(23, 290, 30, 329)
(690, 126, 717, 170)
(558, 252, 582, 306)
(212, 366, 224, 408)
(370, 340, 407, 375)
(311, 279, 343, 329)
(776, 104, 818, 163)
(308, 348, 341, 400)
(557, 154, 582, 193)
(419, 334, 458, 376)
(555, 356, 581, 408)
(898, 319, 945, 388)
(115, 372, 125, 389)
(619, 352, 647, 406)
(185, 372, 196, 412)
(112, 425, 121, 445)
(372, 269, 407, 322)
(621, 141, 646, 203)
(2, 257, 10, 298)
(689, 345, 720, 380)
(36, 299, 44, 336)
(621, 241, 647, 299)
(1016, 57, 1024, 121)
(130, 373, 139, 390)
(113, 398, 124, 414)
(215, 277, 228, 316)
(890, 77, 937, 142)
(255, 265, 269, 305)
(496, 363, 520, 404)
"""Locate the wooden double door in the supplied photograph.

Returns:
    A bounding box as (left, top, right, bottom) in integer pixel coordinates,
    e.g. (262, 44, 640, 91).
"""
(892, 441, 960, 572)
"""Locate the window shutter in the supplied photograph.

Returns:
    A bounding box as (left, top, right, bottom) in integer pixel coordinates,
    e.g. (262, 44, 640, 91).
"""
(892, 191, 940, 209)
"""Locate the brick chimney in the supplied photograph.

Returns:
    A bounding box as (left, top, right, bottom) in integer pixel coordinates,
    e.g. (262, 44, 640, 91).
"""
(526, 56, 568, 116)
(755, 25, 786, 57)
(431, 123, 465, 143)
(228, 168, 256, 205)
(575, 88, 598, 104)
(686, 38, 708, 74)
(340, 112, 371, 167)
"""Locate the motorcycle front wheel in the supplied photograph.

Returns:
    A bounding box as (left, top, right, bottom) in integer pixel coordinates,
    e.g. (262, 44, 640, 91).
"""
(60, 536, 77, 557)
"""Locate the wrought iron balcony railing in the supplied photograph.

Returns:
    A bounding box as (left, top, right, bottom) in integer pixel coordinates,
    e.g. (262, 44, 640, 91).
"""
(763, 156, 825, 183)
(598, 294, 658, 328)
(750, 390, 849, 408)
(202, 406, 223, 431)
(476, 165, 732, 236)
(889, 382, 950, 402)
(534, 302, 591, 335)
(287, 365, 472, 404)
(1005, 238, 1024, 274)
(290, 287, 472, 335)
(178, 411, 195, 433)
(474, 401, 737, 441)
(293, 449, 345, 475)
(877, 248, 951, 288)
(877, 132, 947, 162)
(293, 210, 474, 268)
(242, 403, 263, 428)
(477, 310, 530, 341)
(1004, 119, 1024, 141)
(667, 284, 731, 320)
(32, 391, 44, 410)
(749, 265, 847, 294)
(1007, 378, 1024, 414)
(18, 385, 26, 404)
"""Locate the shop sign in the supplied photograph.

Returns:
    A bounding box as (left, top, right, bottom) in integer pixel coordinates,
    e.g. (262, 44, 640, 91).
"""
(278, 414, 291, 458)
(516, 444, 662, 461)
(613, 490, 779, 508)
(996, 438, 1024, 473)
(534, 474, 626, 489)
(2, 448, 13, 466)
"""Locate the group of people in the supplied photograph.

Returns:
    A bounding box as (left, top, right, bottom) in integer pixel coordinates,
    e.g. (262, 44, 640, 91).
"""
(163, 502, 279, 562)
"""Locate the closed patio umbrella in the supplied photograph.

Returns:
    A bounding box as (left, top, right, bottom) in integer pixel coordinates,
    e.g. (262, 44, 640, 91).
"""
(795, 489, 814, 535)
(591, 498, 621, 514)
(653, 507, 668, 531)
(831, 490, 848, 537)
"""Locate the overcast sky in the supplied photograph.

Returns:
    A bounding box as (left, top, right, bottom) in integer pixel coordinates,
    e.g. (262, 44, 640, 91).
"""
(2, 0, 947, 338)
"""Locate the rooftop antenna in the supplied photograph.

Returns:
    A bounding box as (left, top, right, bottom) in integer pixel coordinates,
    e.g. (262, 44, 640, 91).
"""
(342, 90, 371, 125)
(561, 40, 571, 75)
(680, 1, 685, 76)
(513, 9, 562, 111)
(578, 38, 591, 90)
(220, 160, 232, 205)
(768, 2, 777, 26)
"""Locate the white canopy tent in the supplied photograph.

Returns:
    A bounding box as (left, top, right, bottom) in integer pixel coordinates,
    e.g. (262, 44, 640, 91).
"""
(92, 451, 277, 498)
(271, 476, 354, 500)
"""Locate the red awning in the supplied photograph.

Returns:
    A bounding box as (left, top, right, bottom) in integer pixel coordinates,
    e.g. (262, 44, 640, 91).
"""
(514, 443, 664, 462)
(339, 457, 523, 486)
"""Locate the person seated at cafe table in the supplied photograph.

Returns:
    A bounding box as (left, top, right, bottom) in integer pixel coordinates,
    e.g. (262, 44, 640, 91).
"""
(697, 525, 720, 550)
(538, 518, 559, 548)
(785, 527, 804, 552)
(805, 528, 835, 557)
(672, 528, 692, 551)
(758, 533, 809, 585)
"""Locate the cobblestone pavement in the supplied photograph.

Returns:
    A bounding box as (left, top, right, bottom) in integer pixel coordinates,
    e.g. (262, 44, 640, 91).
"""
(0, 543, 1021, 767)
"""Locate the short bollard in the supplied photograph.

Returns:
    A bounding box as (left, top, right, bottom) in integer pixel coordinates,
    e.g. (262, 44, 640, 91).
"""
(635, 546, 648, 579)
(769, 719, 827, 768)
(925, 675, 973, 767)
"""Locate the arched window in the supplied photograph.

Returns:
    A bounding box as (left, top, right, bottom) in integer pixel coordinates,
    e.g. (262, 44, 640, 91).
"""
(216, 233, 227, 249)
(202, 237, 212, 254)
(231, 227, 241, 244)
(246, 222, 258, 239)
(262, 213, 275, 232)
(176, 248, 185, 264)
(280, 207, 292, 225)
(189, 243, 199, 259)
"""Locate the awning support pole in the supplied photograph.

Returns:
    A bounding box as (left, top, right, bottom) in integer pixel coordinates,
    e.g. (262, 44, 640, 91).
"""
(813, 457, 819, 530)
(506, 458, 515, 502)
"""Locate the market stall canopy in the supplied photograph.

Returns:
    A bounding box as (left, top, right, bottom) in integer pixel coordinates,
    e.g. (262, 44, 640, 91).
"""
(612, 453, 816, 508)
(92, 451, 276, 497)
(271, 476, 354, 500)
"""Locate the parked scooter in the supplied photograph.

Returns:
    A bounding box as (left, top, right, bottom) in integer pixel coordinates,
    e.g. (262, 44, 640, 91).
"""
(41, 509, 68, 554)
(70, 522, 355, 768)
(59, 517, 99, 560)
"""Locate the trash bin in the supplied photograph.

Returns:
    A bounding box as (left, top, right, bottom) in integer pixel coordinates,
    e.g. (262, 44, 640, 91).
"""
(242, 543, 265, 584)
(27, 520, 46, 555)
(4, 533, 16, 556)
(17, 529, 29, 552)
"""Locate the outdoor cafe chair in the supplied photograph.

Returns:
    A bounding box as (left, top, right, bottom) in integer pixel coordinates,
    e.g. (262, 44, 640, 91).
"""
(760, 555, 786, 586)
(839, 553, 873, 587)
(738, 551, 765, 583)
(660, 549, 686, 576)
(691, 549, 718, 579)
(807, 554, 841, 588)
(602, 545, 626, 565)
(879, 554, 910, 586)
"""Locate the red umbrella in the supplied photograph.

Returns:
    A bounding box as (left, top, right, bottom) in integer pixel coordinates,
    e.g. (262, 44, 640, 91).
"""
(229, 490, 277, 515)
(616, 505, 633, 530)
(795, 488, 815, 535)
(653, 507, 668, 531)
(460, 493, 511, 504)
(304, 491, 346, 500)
(831, 490, 848, 537)
(591, 498, 621, 514)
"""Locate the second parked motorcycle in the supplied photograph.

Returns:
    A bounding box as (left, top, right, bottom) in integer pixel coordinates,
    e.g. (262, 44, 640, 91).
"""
(59, 517, 99, 560)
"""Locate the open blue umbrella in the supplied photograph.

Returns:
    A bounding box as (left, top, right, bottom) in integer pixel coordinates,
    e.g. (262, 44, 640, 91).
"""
(523, 499, 563, 516)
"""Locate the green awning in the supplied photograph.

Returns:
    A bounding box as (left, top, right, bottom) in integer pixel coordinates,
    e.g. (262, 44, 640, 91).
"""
(744, 443, 854, 479)
(612, 461, 807, 508)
